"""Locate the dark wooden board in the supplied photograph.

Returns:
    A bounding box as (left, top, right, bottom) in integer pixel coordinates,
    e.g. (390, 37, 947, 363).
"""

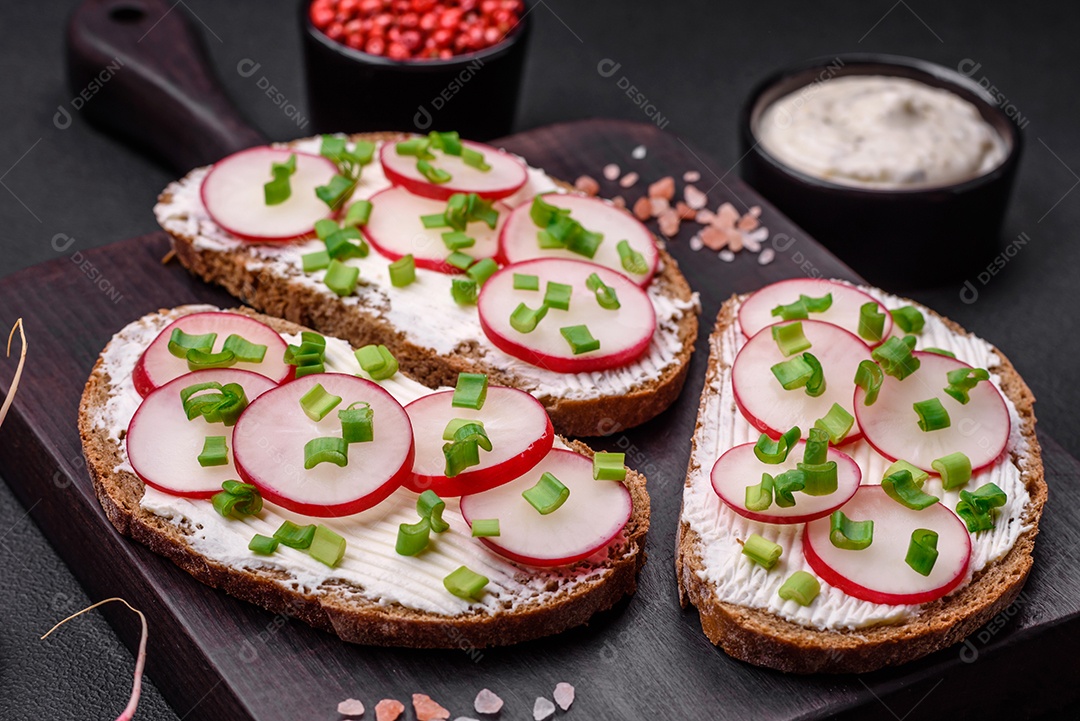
(0, 119, 1078, 720)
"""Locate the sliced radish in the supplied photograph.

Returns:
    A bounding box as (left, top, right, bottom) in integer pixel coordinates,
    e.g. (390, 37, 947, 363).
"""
(362, 186, 508, 272)
(738, 279, 892, 346)
(459, 449, 632, 566)
(133, 312, 291, 397)
(498, 194, 659, 287)
(477, 258, 656, 373)
(854, 352, 1010, 474)
(404, 387, 553, 496)
(232, 373, 414, 517)
(732, 320, 872, 444)
(379, 139, 528, 201)
(200, 147, 338, 241)
(126, 369, 279, 498)
(803, 485, 971, 605)
(710, 441, 861, 524)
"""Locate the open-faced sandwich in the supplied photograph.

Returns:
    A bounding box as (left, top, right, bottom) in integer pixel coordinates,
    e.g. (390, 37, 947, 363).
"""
(677, 278, 1045, 672)
(153, 132, 699, 436)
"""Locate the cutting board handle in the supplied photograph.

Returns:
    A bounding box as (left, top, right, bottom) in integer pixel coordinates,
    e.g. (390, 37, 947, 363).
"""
(65, 0, 267, 173)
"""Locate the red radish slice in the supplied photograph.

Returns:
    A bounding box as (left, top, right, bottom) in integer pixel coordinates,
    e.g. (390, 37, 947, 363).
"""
(126, 369, 278, 498)
(478, 258, 656, 373)
(498, 194, 659, 287)
(404, 387, 554, 496)
(459, 449, 632, 566)
(854, 352, 1010, 474)
(803, 485, 971, 605)
(710, 441, 861, 524)
(732, 320, 871, 444)
(362, 186, 508, 272)
(133, 312, 291, 398)
(379, 139, 528, 201)
(738, 279, 893, 346)
(200, 147, 338, 241)
(232, 373, 414, 517)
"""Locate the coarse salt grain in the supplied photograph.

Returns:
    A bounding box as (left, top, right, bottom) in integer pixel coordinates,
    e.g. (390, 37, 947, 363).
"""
(338, 698, 365, 716)
(554, 683, 575, 711)
(745, 227, 769, 244)
(715, 203, 739, 229)
(657, 209, 681, 237)
(683, 170, 701, 183)
(674, 201, 696, 220)
(695, 209, 716, 225)
(690, 233, 704, 251)
(474, 689, 503, 714)
(749, 205, 762, 217)
(701, 226, 729, 251)
(375, 699, 405, 721)
(533, 697, 556, 721)
(648, 176, 675, 201)
(758, 248, 776, 265)
(684, 185, 708, 210)
(413, 694, 450, 721)
(619, 172, 639, 188)
(737, 214, 760, 231)
(649, 197, 670, 217)
(454, 718, 479, 721)
(611, 195, 626, 209)
(719, 249, 735, 262)
(631, 145, 647, 159)
(632, 196, 652, 221)
(603, 163, 621, 181)
(743, 235, 762, 253)
(574, 175, 600, 196)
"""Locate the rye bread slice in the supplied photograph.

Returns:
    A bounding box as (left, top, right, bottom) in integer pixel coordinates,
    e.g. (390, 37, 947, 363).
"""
(676, 293, 1046, 673)
(78, 306, 650, 648)
(154, 133, 699, 438)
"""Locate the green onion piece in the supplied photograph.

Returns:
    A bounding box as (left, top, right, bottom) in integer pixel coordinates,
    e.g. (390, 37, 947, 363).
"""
(355, 344, 398, 381)
(509, 302, 549, 333)
(530, 195, 570, 227)
(451, 277, 478, 305)
(770, 299, 808, 321)
(452, 373, 488, 410)
(395, 517, 431, 556)
(303, 437, 348, 470)
(211, 491, 240, 517)
(593, 452, 627, 481)
(273, 520, 316, 549)
(797, 461, 838, 496)
(467, 257, 499, 285)
(339, 402, 373, 443)
(522, 472, 570, 515)
(537, 230, 564, 249)
(962, 483, 1007, 513)
(417, 490, 450, 533)
(513, 273, 539, 291)
(186, 348, 237, 371)
(741, 533, 782, 569)
(421, 212, 449, 229)
(932, 452, 972, 490)
(771, 322, 812, 357)
(544, 281, 572, 311)
(445, 251, 474, 271)
(857, 302, 886, 342)
(168, 328, 216, 359)
(451, 420, 492, 452)
(443, 437, 480, 477)
(891, 306, 926, 334)
(802, 352, 826, 398)
(585, 273, 620, 310)
(872, 335, 921, 380)
(753, 427, 801, 464)
(388, 254, 416, 287)
(956, 500, 995, 532)
(772, 469, 806, 508)
(325, 227, 369, 259)
(212, 482, 261, 517)
(770, 355, 814, 390)
(315, 173, 357, 210)
(212, 383, 248, 426)
(884, 459, 930, 486)
(854, 359, 884, 406)
(461, 147, 491, 171)
(314, 218, 340, 240)
(302, 250, 331, 272)
(417, 159, 452, 184)
(350, 140, 375, 166)
(561, 325, 601, 355)
(441, 231, 475, 251)
(299, 383, 342, 421)
(465, 193, 498, 228)
(180, 381, 224, 417)
(944, 367, 991, 405)
(298, 331, 326, 355)
(264, 153, 296, 206)
(914, 398, 951, 432)
(428, 130, 462, 155)
(745, 473, 774, 512)
(307, 525, 347, 567)
(829, 510, 873, 550)
(814, 404, 855, 444)
(324, 259, 359, 297)
(471, 519, 500, 537)
(800, 293, 833, 313)
(221, 334, 267, 364)
(617, 239, 649, 275)
(248, 534, 278, 555)
(294, 363, 325, 378)
(905, 529, 939, 576)
(320, 135, 348, 162)
(395, 137, 434, 159)
(882, 470, 939, 510)
(778, 570, 821, 605)
(197, 435, 229, 467)
(343, 199, 372, 228)
(442, 193, 468, 230)
(923, 347, 956, 358)
(444, 565, 489, 600)
(803, 427, 830, 465)
(566, 228, 604, 259)
(443, 418, 485, 440)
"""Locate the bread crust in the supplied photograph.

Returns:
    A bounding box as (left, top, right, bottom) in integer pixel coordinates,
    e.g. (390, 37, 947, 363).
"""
(79, 307, 650, 648)
(676, 294, 1046, 673)
(156, 133, 698, 437)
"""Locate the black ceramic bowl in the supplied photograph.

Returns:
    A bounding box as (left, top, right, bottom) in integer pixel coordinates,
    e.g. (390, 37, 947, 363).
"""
(740, 54, 1022, 287)
(300, 0, 531, 140)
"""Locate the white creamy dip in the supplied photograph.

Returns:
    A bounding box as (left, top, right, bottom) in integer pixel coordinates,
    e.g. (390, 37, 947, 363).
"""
(756, 76, 1007, 188)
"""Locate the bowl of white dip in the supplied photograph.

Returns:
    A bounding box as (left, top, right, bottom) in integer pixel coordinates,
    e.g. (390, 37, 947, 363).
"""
(742, 54, 1022, 287)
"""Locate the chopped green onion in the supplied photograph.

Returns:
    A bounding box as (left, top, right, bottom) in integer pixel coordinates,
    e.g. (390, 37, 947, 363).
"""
(445, 251, 474, 271)
(466, 257, 499, 285)
(388, 254, 416, 287)
(566, 228, 604, 259)
(770, 355, 814, 390)
(315, 218, 340, 240)
(513, 273, 539, 291)
(315, 173, 357, 210)
(829, 510, 873, 550)
(396, 137, 434, 158)
(905, 529, 939, 576)
(443, 436, 481, 477)
(778, 570, 820, 605)
(451, 278, 478, 305)
(770, 299, 808, 321)
(212, 483, 260, 518)
(857, 302, 886, 342)
(308, 525, 347, 567)
(802, 352, 826, 398)
(273, 520, 316, 549)
(509, 302, 549, 333)
(771, 469, 806, 507)
(450, 420, 492, 453)
(186, 348, 237, 371)
(298, 331, 326, 355)
(884, 459, 929, 486)
(586, 273, 620, 310)
(560, 325, 601, 355)
(428, 131, 463, 155)
(248, 534, 278, 555)
(418, 490, 450, 533)
(872, 335, 921, 380)
(264, 153, 296, 206)
(797, 461, 837, 496)
(339, 402, 373, 443)
(891, 306, 926, 334)
(956, 500, 995, 532)
(522, 472, 570, 515)
(355, 344, 398, 381)
(771, 322, 812, 357)
(944, 367, 990, 405)
(530, 195, 570, 227)
(168, 328, 216, 358)
(324, 259, 359, 297)
(803, 427, 830, 465)
(471, 519, 500, 537)
(544, 282, 572, 311)
(461, 147, 491, 171)
(882, 469, 939, 510)
(441, 231, 475, 251)
(452, 373, 488, 410)
(741, 533, 782, 569)
(617, 239, 649, 275)
(753, 427, 801, 464)
(417, 159, 452, 184)
(962, 483, 1007, 513)
(444, 565, 489, 600)
(299, 383, 342, 421)
(854, 359, 884, 406)
(303, 437, 348, 470)
(343, 199, 373, 227)
(814, 403, 854, 444)
(302, 250, 331, 272)
(395, 518, 431, 556)
(932, 452, 972, 490)
(294, 363, 325, 378)
(197, 435, 229, 467)
(442, 418, 484, 440)
(593, 452, 627, 481)
(324, 226, 368, 259)
(800, 293, 833, 313)
(914, 398, 951, 431)
(537, 230, 564, 249)
(422, 212, 449, 229)
(923, 347, 956, 358)
(180, 382, 248, 426)
(442, 193, 469, 230)
(745, 473, 774, 511)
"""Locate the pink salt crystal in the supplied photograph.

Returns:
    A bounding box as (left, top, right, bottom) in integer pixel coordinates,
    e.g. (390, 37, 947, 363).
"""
(413, 693, 450, 721)
(700, 226, 729, 251)
(719, 249, 736, 262)
(649, 197, 670, 217)
(689, 233, 704, 251)
(632, 196, 653, 221)
(683, 170, 701, 183)
(618, 172, 639, 188)
(728, 231, 744, 253)
(749, 205, 762, 217)
(338, 698, 365, 717)
(631, 144, 647, 159)
(657, 209, 681, 237)
(603, 163, 621, 181)
(611, 195, 627, 209)
(533, 696, 556, 721)
(683, 184, 708, 210)
(758, 248, 776, 265)
(454, 718, 479, 721)
(714, 202, 739, 229)
(574, 175, 600, 196)
(647, 176, 675, 201)
(695, 209, 716, 225)
(375, 699, 405, 721)
(474, 688, 504, 715)
(674, 201, 696, 220)
(553, 683, 575, 711)
(737, 214, 760, 231)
